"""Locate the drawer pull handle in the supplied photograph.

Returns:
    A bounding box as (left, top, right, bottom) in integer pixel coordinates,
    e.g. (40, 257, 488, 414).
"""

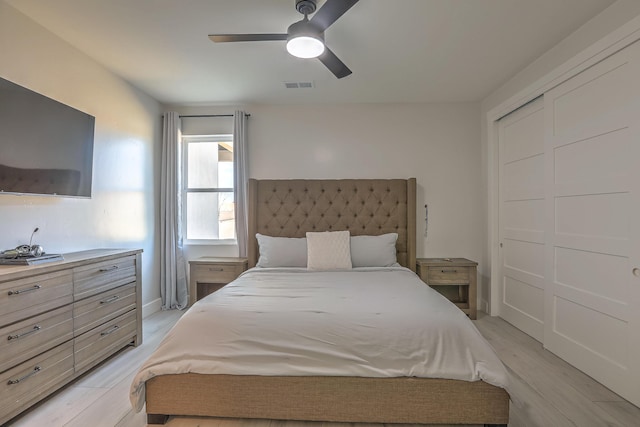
(7, 325, 41, 341)
(100, 295, 120, 304)
(8, 284, 42, 296)
(441, 269, 458, 273)
(209, 268, 224, 272)
(101, 325, 119, 336)
(99, 265, 119, 272)
(8, 366, 41, 385)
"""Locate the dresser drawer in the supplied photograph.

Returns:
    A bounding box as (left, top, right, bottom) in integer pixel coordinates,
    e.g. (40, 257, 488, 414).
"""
(427, 266, 470, 284)
(0, 270, 73, 327)
(74, 283, 136, 336)
(74, 310, 137, 373)
(0, 341, 74, 422)
(0, 305, 73, 373)
(73, 255, 137, 300)
(191, 263, 241, 284)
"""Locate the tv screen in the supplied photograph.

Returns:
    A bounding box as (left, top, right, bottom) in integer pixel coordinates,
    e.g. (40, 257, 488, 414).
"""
(0, 76, 95, 198)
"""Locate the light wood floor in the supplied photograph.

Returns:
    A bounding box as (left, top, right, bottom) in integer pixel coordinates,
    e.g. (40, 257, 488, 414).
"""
(7, 310, 640, 427)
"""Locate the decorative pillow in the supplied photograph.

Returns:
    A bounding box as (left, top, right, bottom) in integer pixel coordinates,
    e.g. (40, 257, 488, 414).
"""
(306, 231, 352, 270)
(256, 233, 307, 268)
(350, 233, 398, 267)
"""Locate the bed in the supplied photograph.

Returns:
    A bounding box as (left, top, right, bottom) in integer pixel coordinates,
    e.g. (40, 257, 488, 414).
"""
(132, 178, 511, 426)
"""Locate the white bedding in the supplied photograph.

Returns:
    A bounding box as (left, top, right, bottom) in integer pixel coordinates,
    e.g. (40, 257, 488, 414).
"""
(130, 267, 512, 411)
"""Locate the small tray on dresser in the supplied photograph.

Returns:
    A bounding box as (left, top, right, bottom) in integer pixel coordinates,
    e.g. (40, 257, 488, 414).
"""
(0, 254, 64, 266)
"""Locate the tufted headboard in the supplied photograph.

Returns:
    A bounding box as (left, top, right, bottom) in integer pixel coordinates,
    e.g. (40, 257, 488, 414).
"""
(247, 178, 416, 271)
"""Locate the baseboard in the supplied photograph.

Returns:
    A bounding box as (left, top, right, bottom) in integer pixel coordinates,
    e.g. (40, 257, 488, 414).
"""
(480, 298, 489, 315)
(142, 298, 162, 318)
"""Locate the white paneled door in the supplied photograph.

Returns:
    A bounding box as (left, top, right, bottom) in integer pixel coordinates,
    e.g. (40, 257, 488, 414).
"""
(498, 98, 546, 342)
(543, 40, 640, 407)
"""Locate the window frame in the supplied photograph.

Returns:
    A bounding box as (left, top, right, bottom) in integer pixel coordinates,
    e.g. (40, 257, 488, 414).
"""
(181, 134, 236, 245)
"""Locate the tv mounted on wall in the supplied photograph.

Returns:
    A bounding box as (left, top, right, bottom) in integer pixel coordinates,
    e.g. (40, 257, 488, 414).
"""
(0, 76, 95, 198)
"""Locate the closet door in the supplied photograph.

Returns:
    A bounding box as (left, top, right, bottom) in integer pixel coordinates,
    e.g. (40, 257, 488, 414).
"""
(543, 40, 640, 406)
(498, 98, 545, 342)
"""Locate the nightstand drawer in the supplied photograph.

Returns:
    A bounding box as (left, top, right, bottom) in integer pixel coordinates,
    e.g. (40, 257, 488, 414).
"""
(191, 264, 240, 283)
(427, 267, 470, 284)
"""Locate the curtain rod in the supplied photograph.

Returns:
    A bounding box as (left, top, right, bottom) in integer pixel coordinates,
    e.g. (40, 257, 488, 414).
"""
(179, 113, 250, 118)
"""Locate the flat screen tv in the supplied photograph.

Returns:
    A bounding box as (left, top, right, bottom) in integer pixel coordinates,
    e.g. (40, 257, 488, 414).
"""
(0, 76, 95, 198)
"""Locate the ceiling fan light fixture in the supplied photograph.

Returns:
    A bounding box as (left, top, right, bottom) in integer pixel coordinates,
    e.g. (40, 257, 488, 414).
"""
(209, 0, 358, 78)
(286, 35, 325, 58)
(286, 18, 325, 59)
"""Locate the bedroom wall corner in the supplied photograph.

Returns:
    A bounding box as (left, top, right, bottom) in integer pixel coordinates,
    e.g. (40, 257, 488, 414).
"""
(0, 2, 163, 309)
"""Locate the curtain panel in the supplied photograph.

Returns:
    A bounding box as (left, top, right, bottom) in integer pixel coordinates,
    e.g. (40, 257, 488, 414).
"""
(234, 111, 249, 257)
(160, 112, 188, 309)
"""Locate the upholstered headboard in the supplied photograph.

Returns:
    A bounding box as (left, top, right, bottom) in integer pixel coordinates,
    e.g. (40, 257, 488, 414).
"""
(247, 178, 416, 271)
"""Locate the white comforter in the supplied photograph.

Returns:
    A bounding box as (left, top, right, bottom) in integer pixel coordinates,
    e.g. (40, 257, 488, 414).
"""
(130, 267, 512, 411)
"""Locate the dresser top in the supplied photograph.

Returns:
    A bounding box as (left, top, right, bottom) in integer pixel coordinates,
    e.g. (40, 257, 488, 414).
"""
(0, 248, 142, 281)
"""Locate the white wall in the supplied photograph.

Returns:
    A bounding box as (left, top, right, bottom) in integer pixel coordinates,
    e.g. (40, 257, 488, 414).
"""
(479, 0, 640, 311)
(0, 3, 162, 310)
(169, 103, 484, 276)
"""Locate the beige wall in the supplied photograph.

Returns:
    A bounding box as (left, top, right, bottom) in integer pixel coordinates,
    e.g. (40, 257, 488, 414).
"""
(0, 3, 162, 309)
(169, 103, 484, 272)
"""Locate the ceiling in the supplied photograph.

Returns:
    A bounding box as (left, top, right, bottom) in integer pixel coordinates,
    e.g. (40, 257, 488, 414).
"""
(6, 0, 616, 105)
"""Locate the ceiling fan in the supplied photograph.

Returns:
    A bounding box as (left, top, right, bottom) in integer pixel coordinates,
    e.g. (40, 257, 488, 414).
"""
(208, 0, 359, 79)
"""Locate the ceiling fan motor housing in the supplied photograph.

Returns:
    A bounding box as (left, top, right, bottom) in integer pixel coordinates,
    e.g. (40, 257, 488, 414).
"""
(287, 19, 324, 41)
(296, 0, 317, 16)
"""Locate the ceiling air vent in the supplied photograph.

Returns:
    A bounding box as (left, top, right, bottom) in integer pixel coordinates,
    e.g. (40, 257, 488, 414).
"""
(283, 81, 315, 89)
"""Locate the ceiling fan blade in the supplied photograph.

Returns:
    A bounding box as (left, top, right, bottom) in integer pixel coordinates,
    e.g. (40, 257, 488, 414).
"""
(318, 47, 352, 79)
(209, 34, 288, 43)
(310, 0, 359, 31)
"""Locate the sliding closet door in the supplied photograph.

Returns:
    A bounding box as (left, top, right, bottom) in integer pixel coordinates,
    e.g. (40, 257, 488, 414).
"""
(543, 40, 640, 406)
(498, 98, 545, 342)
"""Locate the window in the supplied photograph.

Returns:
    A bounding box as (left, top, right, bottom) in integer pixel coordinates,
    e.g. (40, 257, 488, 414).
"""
(182, 135, 235, 243)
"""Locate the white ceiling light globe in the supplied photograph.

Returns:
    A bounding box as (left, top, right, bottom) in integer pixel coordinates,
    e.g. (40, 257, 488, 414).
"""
(286, 36, 325, 59)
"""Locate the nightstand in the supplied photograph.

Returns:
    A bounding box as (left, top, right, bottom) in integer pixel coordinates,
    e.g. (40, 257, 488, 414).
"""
(189, 257, 248, 306)
(416, 258, 477, 319)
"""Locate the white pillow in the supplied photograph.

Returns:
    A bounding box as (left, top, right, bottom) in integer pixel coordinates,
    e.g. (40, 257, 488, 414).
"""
(350, 233, 398, 267)
(306, 231, 352, 270)
(256, 233, 307, 267)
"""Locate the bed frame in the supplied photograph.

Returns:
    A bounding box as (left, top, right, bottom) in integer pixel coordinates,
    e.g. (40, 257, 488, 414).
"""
(145, 178, 509, 426)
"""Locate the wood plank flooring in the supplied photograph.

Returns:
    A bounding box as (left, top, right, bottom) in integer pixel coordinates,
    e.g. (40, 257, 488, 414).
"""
(6, 310, 640, 427)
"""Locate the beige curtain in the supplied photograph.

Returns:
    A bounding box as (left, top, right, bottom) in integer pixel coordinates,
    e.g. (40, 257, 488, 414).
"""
(160, 112, 188, 309)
